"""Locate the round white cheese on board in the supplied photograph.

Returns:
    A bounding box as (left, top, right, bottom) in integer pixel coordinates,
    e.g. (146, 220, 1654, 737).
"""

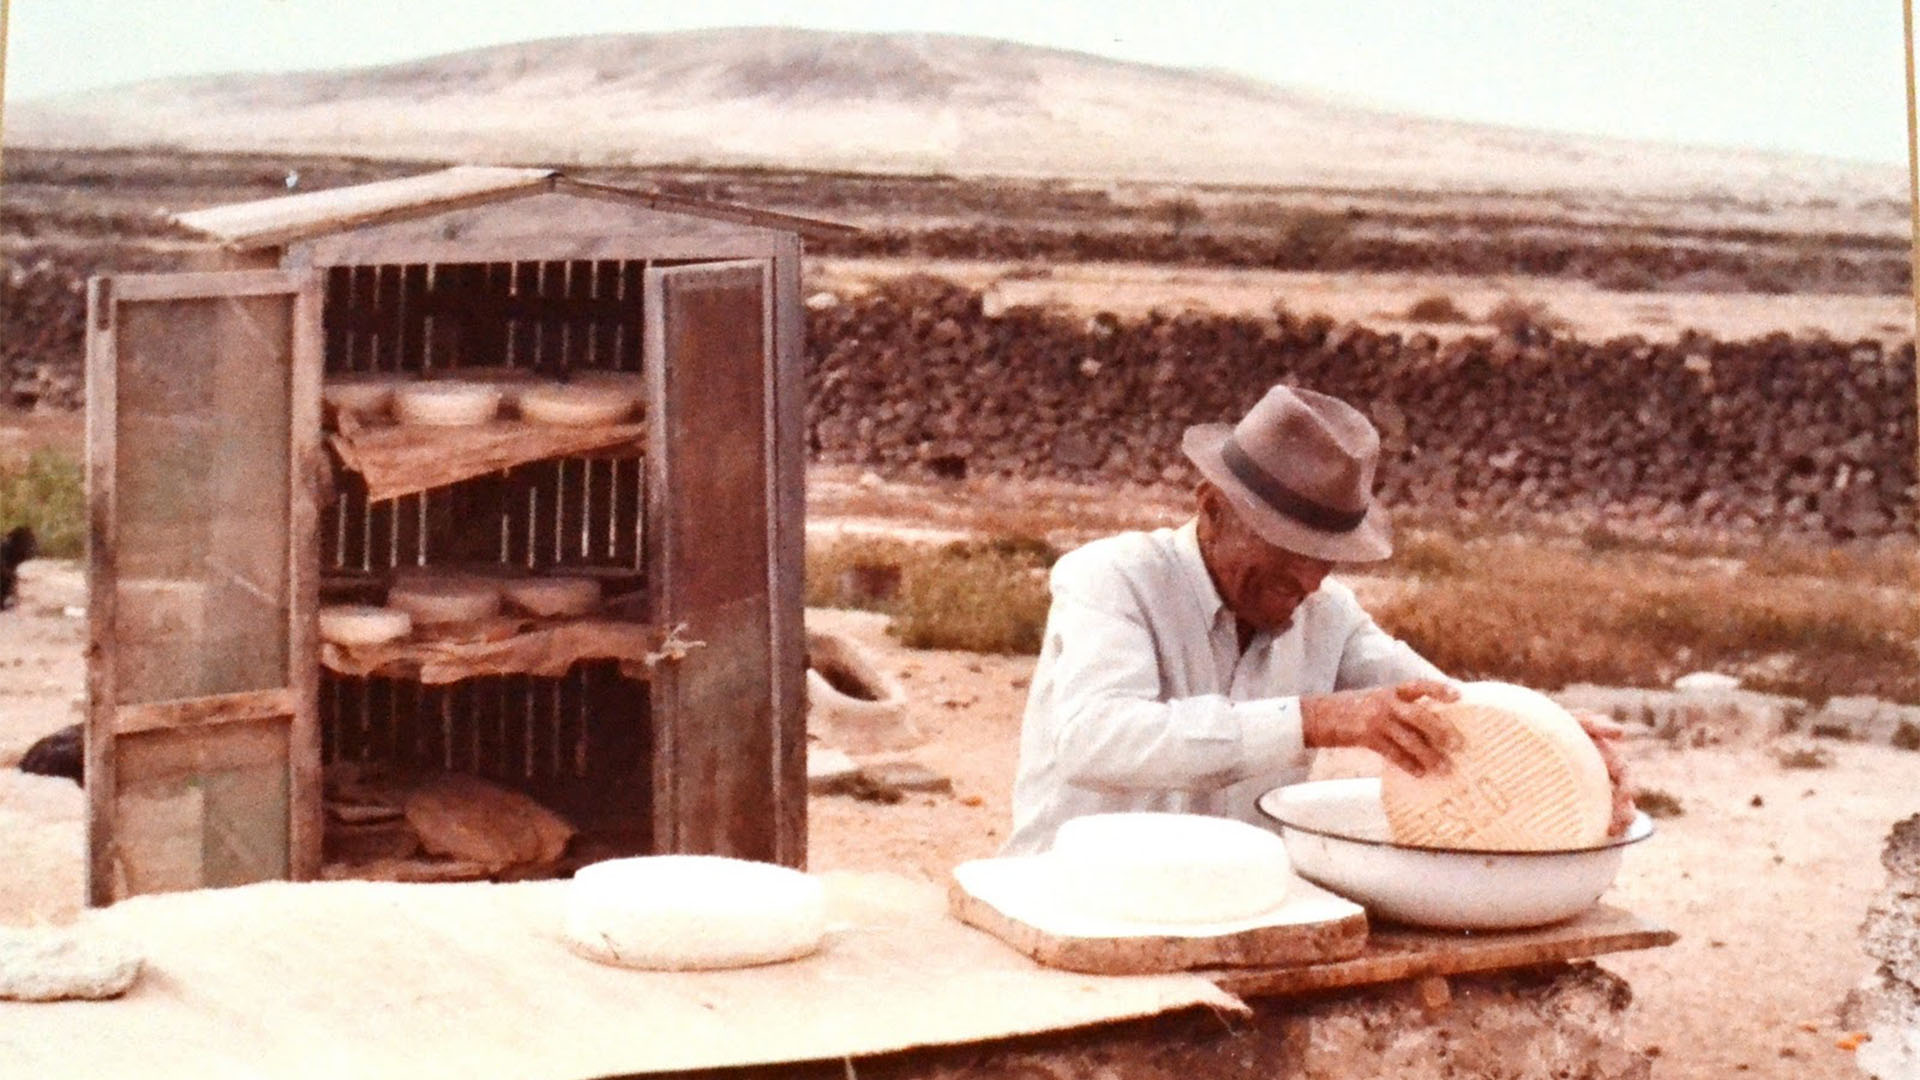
(502, 576, 601, 617)
(393, 382, 503, 426)
(563, 856, 827, 970)
(1048, 812, 1293, 925)
(1382, 681, 1612, 851)
(385, 575, 502, 625)
(317, 605, 412, 647)
(517, 383, 641, 427)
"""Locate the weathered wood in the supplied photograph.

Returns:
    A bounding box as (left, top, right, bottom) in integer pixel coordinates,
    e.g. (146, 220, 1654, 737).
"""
(949, 860, 1369, 976)
(115, 690, 298, 736)
(328, 417, 645, 503)
(84, 277, 121, 909)
(319, 618, 664, 685)
(646, 260, 777, 863)
(84, 270, 319, 904)
(770, 241, 807, 869)
(288, 277, 325, 881)
(1211, 904, 1677, 999)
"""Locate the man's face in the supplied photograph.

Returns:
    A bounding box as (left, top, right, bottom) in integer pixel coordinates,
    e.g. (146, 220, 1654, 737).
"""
(1197, 485, 1336, 634)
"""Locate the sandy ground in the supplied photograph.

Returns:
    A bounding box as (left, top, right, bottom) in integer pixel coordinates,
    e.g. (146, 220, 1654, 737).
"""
(808, 257, 1916, 346)
(3, 564, 1913, 1078)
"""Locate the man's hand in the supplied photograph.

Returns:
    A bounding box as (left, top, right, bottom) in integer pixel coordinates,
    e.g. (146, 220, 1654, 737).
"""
(1302, 680, 1462, 777)
(1574, 711, 1637, 837)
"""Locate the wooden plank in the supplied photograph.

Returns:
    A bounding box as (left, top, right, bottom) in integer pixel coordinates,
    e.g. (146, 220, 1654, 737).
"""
(304, 234, 790, 269)
(181, 167, 555, 249)
(399, 264, 429, 373)
(288, 274, 325, 881)
(108, 269, 316, 301)
(328, 418, 645, 503)
(645, 261, 776, 861)
(769, 243, 807, 869)
(617, 261, 644, 373)
(114, 690, 298, 736)
(85, 276, 122, 908)
(949, 860, 1369, 977)
(1211, 904, 1677, 999)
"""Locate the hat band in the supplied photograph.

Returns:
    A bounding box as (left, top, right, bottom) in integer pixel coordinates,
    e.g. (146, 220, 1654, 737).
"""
(1220, 435, 1369, 534)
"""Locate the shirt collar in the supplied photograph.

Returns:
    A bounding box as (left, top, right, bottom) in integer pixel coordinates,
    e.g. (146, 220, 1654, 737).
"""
(1172, 519, 1229, 627)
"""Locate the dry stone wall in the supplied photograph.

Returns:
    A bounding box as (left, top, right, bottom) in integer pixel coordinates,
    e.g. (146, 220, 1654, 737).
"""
(807, 278, 1918, 540)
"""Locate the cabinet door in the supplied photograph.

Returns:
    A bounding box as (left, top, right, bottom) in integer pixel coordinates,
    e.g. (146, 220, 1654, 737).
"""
(85, 270, 323, 905)
(645, 260, 793, 863)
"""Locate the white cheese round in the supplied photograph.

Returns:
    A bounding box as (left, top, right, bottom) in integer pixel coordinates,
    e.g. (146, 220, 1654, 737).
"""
(322, 374, 409, 420)
(317, 605, 413, 647)
(385, 575, 501, 625)
(393, 382, 504, 426)
(518, 383, 642, 427)
(1382, 681, 1613, 851)
(1049, 812, 1293, 924)
(502, 576, 601, 617)
(563, 856, 827, 970)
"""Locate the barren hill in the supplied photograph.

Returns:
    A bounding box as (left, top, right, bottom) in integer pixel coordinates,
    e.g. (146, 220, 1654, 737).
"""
(4, 28, 1904, 204)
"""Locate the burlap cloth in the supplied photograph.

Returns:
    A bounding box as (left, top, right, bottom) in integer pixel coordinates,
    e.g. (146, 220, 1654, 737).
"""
(0, 872, 1238, 1079)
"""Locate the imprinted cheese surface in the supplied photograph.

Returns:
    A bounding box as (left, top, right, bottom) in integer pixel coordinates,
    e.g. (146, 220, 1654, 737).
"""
(1381, 683, 1611, 851)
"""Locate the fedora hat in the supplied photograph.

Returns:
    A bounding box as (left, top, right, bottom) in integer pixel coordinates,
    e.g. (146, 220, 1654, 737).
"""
(1182, 385, 1393, 562)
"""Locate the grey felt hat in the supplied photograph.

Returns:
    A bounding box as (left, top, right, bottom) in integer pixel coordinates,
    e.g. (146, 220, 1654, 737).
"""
(1182, 385, 1393, 562)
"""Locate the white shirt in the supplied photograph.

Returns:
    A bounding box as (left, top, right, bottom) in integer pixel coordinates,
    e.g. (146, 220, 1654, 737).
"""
(1003, 521, 1444, 855)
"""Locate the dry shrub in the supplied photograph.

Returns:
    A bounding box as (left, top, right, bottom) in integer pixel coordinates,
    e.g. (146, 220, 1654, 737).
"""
(1369, 534, 1920, 704)
(1483, 296, 1568, 339)
(0, 450, 83, 559)
(1635, 789, 1685, 818)
(807, 534, 1055, 655)
(1402, 293, 1471, 323)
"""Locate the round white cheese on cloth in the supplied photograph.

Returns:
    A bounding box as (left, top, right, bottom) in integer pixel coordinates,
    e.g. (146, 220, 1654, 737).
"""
(386, 575, 502, 625)
(563, 856, 827, 970)
(1382, 681, 1612, 851)
(317, 605, 412, 647)
(1048, 812, 1293, 924)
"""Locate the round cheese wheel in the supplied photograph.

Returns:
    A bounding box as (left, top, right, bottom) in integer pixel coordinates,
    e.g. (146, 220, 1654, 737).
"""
(563, 856, 827, 970)
(317, 605, 413, 647)
(1049, 812, 1293, 924)
(1382, 681, 1612, 851)
(502, 576, 601, 617)
(518, 383, 641, 427)
(385, 576, 501, 625)
(393, 382, 503, 426)
(322, 374, 408, 420)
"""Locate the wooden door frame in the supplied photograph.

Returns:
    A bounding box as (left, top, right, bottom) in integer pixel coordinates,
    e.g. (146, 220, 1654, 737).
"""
(84, 269, 325, 905)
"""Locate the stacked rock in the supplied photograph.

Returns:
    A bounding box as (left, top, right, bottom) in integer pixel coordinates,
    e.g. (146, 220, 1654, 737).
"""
(804, 278, 1918, 540)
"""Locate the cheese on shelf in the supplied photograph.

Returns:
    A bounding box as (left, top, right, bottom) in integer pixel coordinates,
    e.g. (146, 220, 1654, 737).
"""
(518, 383, 642, 427)
(563, 856, 827, 971)
(393, 382, 504, 427)
(385, 575, 501, 625)
(1382, 681, 1612, 851)
(502, 576, 601, 617)
(1049, 812, 1293, 924)
(318, 605, 413, 647)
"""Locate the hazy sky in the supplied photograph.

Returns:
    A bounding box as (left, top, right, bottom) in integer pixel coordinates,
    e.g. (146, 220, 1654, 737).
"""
(3, 0, 1911, 165)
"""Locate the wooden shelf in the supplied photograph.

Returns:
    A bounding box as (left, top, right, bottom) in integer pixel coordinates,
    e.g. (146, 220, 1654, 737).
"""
(321, 617, 680, 685)
(329, 415, 646, 502)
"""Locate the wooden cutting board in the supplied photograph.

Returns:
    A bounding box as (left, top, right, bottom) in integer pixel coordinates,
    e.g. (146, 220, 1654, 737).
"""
(949, 856, 1368, 975)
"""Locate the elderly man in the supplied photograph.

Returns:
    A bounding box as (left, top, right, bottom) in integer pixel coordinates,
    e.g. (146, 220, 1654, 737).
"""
(1005, 385, 1625, 855)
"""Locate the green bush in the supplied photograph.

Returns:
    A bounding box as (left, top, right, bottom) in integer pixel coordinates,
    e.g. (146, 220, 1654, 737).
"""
(0, 450, 84, 559)
(807, 534, 1055, 655)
